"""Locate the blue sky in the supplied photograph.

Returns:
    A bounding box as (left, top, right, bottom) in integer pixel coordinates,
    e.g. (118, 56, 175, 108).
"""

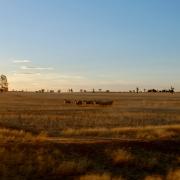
(0, 0, 179, 91)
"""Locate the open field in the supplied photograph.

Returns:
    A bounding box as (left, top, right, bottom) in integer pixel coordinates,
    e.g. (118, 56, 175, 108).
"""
(0, 92, 180, 180)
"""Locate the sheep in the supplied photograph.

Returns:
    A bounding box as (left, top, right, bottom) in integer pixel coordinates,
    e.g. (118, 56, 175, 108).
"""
(95, 100, 113, 106)
(83, 100, 95, 105)
(75, 100, 83, 105)
(64, 99, 71, 104)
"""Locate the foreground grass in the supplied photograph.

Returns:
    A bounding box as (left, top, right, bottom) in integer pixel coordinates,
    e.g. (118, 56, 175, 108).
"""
(0, 125, 180, 180)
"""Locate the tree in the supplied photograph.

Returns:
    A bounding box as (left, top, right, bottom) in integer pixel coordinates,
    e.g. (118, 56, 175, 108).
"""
(136, 87, 139, 94)
(170, 86, 175, 94)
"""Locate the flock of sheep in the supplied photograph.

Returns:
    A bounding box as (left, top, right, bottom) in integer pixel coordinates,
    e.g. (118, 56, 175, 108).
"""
(64, 99, 113, 106)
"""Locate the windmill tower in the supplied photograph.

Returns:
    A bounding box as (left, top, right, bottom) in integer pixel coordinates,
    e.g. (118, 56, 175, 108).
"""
(0, 75, 8, 92)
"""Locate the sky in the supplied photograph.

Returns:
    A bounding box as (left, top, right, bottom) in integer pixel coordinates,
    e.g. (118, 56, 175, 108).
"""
(0, 0, 179, 91)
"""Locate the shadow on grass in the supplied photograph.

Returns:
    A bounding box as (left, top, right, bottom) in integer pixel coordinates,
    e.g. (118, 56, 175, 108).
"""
(62, 139, 180, 180)
(1, 138, 179, 180)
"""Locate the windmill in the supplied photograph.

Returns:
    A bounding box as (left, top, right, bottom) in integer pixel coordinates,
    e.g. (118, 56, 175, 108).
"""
(0, 75, 8, 92)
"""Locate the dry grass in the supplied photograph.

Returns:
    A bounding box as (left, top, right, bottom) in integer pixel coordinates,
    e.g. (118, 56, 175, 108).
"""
(110, 149, 134, 164)
(79, 173, 112, 180)
(0, 92, 180, 179)
(144, 175, 163, 180)
(79, 173, 125, 180)
(0, 128, 34, 142)
(60, 125, 180, 140)
(144, 168, 180, 180)
(0, 92, 180, 137)
(166, 168, 180, 180)
(56, 158, 91, 176)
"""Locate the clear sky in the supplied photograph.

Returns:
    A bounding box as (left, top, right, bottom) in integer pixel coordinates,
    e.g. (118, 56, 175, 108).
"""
(0, 0, 179, 91)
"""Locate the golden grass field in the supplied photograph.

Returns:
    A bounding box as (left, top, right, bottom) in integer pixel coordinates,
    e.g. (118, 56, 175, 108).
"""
(0, 92, 180, 180)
